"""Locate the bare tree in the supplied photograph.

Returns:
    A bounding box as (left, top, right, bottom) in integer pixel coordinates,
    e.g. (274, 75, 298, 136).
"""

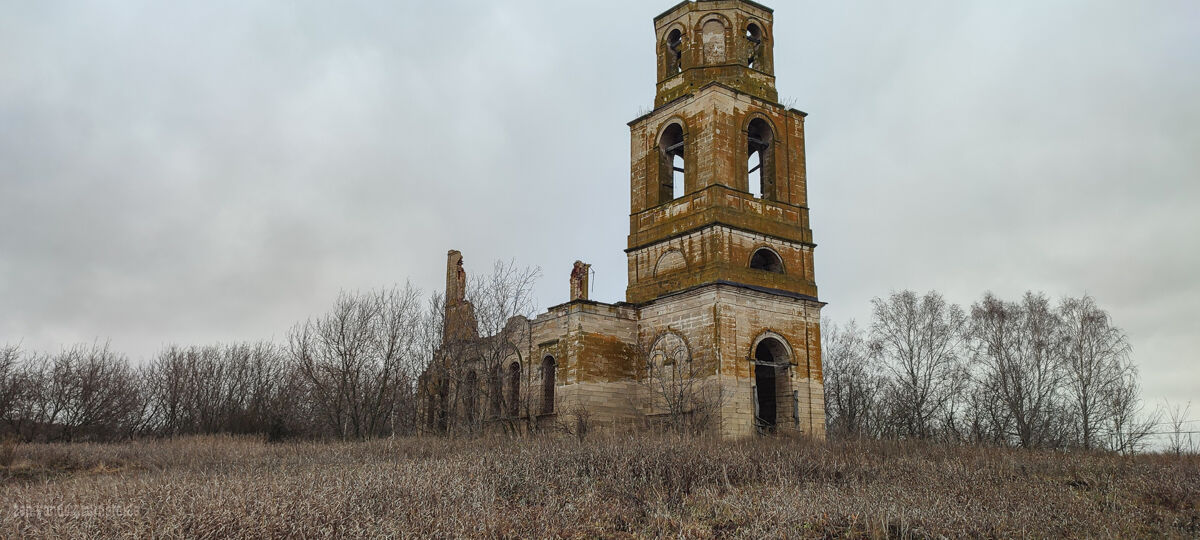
(1058, 295, 1133, 450)
(0, 345, 19, 436)
(953, 372, 1012, 445)
(871, 290, 969, 439)
(468, 260, 540, 432)
(969, 292, 1066, 448)
(1163, 401, 1195, 456)
(289, 284, 423, 439)
(1103, 364, 1157, 455)
(821, 319, 884, 438)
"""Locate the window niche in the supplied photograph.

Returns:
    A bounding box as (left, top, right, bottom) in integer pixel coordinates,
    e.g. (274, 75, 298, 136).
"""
(541, 356, 556, 414)
(508, 362, 520, 417)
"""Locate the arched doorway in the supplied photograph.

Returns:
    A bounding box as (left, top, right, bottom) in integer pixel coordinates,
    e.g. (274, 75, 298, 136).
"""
(753, 337, 789, 433)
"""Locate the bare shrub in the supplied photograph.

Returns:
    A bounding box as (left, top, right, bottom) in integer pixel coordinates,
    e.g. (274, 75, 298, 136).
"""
(0, 435, 16, 468)
(556, 405, 592, 442)
(634, 330, 723, 434)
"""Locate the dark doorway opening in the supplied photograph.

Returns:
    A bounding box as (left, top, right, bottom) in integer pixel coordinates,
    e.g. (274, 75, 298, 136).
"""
(754, 337, 788, 433)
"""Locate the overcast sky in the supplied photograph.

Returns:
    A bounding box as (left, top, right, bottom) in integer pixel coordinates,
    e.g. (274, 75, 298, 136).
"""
(2, 1, 1197, 422)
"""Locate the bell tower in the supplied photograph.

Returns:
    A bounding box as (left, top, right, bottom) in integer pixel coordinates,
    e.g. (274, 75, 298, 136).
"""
(626, 0, 825, 438)
(627, 0, 816, 305)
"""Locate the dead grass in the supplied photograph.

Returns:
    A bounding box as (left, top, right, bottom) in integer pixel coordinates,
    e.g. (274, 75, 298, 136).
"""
(0, 433, 1197, 538)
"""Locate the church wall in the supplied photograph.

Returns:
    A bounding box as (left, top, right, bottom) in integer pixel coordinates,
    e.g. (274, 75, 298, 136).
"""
(528, 301, 640, 426)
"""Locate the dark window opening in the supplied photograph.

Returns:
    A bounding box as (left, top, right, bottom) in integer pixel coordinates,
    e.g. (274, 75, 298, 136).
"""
(666, 29, 684, 75)
(463, 371, 478, 424)
(750, 248, 784, 274)
(508, 362, 520, 417)
(541, 356, 556, 414)
(436, 380, 449, 432)
(658, 123, 686, 204)
(747, 118, 774, 199)
(746, 23, 763, 43)
(489, 366, 502, 417)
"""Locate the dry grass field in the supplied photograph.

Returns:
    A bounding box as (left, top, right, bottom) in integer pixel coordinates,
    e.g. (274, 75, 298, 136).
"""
(1, 433, 1197, 538)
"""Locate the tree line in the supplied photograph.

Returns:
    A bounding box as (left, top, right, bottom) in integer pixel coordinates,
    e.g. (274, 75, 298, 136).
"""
(0, 281, 1169, 451)
(822, 290, 1157, 453)
(1, 283, 443, 442)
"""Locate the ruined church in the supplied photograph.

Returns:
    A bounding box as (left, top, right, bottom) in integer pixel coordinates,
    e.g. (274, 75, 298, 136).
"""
(421, 0, 824, 439)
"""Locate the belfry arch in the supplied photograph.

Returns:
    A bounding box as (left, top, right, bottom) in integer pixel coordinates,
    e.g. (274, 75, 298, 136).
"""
(746, 116, 776, 200)
(657, 121, 687, 204)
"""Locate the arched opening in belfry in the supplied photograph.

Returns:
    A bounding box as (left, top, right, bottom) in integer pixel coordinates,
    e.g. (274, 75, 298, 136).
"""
(750, 247, 784, 274)
(508, 361, 520, 417)
(747, 118, 775, 200)
(541, 356, 556, 414)
(745, 23, 763, 69)
(666, 28, 683, 75)
(658, 123, 686, 204)
(754, 337, 789, 433)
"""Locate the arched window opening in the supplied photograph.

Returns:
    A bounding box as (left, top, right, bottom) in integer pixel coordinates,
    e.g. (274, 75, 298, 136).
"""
(750, 248, 784, 274)
(745, 23, 762, 69)
(666, 29, 683, 75)
(753, 337, 789, 433)
(541, 356, 556, 414)
(658, 123, 686, 204)
(463, 371, 478, 424)
(508, 362, 520, 417)
(747, 118, 775, 199)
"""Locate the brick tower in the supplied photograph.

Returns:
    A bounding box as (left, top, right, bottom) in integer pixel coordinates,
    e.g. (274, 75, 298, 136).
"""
(626, 0, 825, 437)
